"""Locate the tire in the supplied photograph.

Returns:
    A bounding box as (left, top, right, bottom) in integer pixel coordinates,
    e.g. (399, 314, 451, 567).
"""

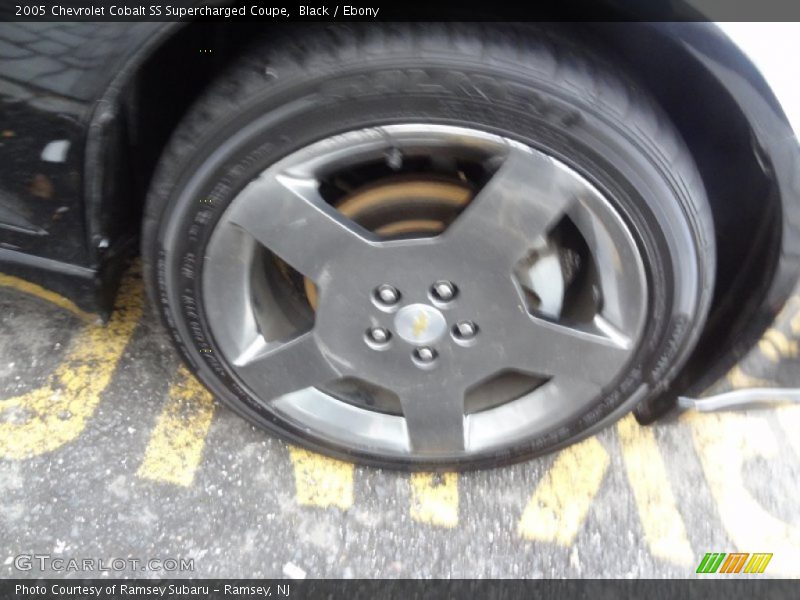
(142, 24, 715, 470)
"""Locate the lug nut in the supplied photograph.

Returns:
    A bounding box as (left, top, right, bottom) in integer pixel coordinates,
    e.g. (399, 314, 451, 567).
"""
(431, 280, 457, 302)
(366, 327, 391, 347)
(453, 320, 478, 341)
(413, 346, 438, 364)
(375, 284, 400, 306)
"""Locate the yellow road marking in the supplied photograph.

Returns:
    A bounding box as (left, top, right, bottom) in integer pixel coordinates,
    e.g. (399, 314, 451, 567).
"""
(687, 411, 800, 576)
(0, 272, 94, 321)
(136, 366, 215, 486)
(617, 415, 693, 565)
(409, 473, 459, 528)
(288, 447, 354, 509)
(726, 364, 769, 389)
(518, 436, 609, 544)
(758, 328, 798, 362)
(0, 266, 142, 459)
(758, 295, 800, 361)
(790, 300, 800, 335)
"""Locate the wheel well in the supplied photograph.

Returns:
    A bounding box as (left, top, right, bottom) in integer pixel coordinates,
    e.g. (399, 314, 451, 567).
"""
(117, 22, 269, 218)
(115, 22, 781, 397)
(581, 23, 782, 407)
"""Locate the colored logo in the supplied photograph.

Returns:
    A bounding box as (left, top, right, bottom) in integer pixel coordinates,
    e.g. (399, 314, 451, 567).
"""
(696, 552, 772, 574)
(412, 310, 430, 339)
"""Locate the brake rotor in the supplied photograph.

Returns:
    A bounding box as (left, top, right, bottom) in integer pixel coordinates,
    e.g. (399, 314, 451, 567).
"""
(304, 178, 473, 310)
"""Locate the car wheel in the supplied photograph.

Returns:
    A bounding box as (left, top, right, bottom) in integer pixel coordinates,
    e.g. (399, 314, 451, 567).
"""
(142, 24, 715, 469)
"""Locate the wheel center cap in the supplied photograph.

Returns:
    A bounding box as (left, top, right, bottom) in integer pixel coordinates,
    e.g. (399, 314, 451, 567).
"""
(394, 303, 447, 345)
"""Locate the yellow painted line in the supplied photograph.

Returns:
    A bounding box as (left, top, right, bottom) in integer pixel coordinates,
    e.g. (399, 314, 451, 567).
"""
(409, 472, 459, 528)
(776, 292, 799, 323)
(725, 364, 769, 390)
(765, 297, 800, 460)
(686, 411, 800, 576)
(0, 265, 142, 459)
(136, 366, 215, 487)
(753, 295, 799, 362)
(789, 299, 800, 336)
(518, 436, 609, 544)
(288, 447, 354, 510)
(0, 272, 94, 322)
(617, 415, 693, 565)
(758, 328, 797, 362)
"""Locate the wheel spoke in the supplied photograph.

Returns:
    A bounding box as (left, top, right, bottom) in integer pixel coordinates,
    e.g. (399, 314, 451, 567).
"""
(400, 386, 467, 454)
(226, 171, 375, 281)
(466, 376, 602, 451)
(508, 315, 633, 386)
(446, 146, 578, 257)
(234, 331, 341, 399)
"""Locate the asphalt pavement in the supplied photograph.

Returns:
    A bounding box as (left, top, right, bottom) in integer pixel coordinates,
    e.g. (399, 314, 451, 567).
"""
(1, 263, 799, 578)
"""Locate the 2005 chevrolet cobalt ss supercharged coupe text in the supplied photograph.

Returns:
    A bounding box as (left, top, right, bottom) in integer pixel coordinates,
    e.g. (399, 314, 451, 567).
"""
(1, 18, 798, 468)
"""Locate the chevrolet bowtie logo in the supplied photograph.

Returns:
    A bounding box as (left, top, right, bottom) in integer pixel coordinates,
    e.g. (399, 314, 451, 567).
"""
(411, 311, 430, 339)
